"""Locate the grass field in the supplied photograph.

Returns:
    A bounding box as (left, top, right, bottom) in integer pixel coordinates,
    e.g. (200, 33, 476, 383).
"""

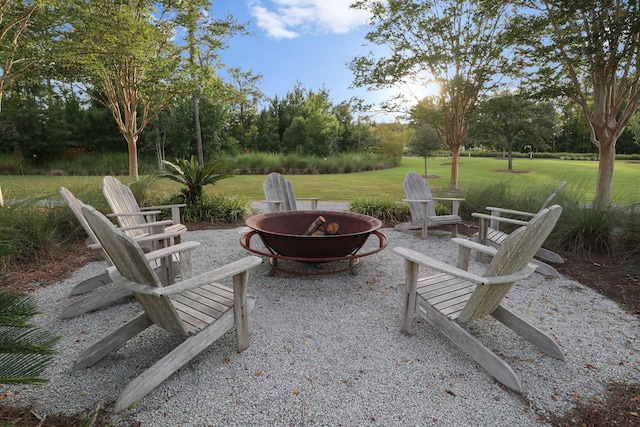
(0, 156, 638, 204)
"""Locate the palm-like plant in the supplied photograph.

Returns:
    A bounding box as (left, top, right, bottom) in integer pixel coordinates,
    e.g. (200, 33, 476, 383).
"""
(0, 291, 59, 384)
(159, 156, 234, 204)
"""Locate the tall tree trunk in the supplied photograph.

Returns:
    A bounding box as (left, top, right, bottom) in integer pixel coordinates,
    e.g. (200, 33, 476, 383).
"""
(126, 133, 139, 182)
(450, 146, 460, 188)
(507, 140, 513, 171)
(594, 140, 615, 206)
(193, 96, 203, 166)
(155, 116, 165, 170)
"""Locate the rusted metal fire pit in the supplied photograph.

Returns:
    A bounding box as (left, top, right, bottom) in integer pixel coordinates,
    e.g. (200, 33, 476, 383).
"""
(240, 210, 388, 276)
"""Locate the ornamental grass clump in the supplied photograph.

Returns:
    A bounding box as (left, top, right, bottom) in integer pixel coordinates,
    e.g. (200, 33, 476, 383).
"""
(349, 196, 410, 224)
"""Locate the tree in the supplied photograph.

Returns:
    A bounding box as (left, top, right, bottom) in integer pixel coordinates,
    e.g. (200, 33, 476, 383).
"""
(471, 93, 557, 170)
(61, 0, 192, 181)
(520, 0, 640, 205)
(369, 121, 413, 158)
(176, 2, 247, 166)
(409, 123, 442, 176)
(227, 67, 263, 150)
(350, 0, 516, 188)
(0, 1, 43, 112)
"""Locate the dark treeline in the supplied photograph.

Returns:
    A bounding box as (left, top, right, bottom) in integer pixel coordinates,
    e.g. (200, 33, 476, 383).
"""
(2, 80, 638, 172)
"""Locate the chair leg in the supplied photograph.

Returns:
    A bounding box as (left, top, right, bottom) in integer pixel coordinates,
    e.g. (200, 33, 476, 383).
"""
(69, 270, 112, 296)
(491, 305, 564, 360)
(416, 303, 523, 393)
(400, 259, 419, 336)
(74, 313, 153, 370)
(113, 308, 237, 414)
(60, 286, 133, 319)
(232, 271, 252, 352)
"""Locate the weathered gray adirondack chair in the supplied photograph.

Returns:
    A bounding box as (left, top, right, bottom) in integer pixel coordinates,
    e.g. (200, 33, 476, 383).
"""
(59, 187, 182, 319)
(394, 205, 564, 393)
(395, 171, 465, 239)
(262, 172, 319, 212)
(76, 205, 262, 413)
(102, 175, 187, 240)
(472, 181, 566, 277)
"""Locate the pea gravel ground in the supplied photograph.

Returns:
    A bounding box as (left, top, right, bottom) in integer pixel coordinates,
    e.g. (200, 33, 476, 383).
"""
(1, 202, 638, 426)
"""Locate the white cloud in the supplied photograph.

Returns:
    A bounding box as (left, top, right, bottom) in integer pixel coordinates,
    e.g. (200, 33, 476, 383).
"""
(248, 0, 370, 40)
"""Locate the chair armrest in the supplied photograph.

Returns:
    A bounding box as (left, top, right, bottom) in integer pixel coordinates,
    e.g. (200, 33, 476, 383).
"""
(133, 230, 183, 246)
(433, 197, 464, 215)
(141, 241, 200, 261)
(472, 212, 529, 227)
(107, 210, 162, 217)
(295, 197, 320, 209)
(118, 220, 174, 232)
(140, 204, 186, 224)
(263, 200, 283, 212)
(140, 204, 187, 210)
(485, 206, 536, 218)
(433, 197, 465, 202)
(117, 256, 263, 296)
(451, 237, 499, 256)
(394, 246, 487, 284)
(106, 241, 201, 280)
(393, 246, 536, 286)
(402, 199, 433, 204)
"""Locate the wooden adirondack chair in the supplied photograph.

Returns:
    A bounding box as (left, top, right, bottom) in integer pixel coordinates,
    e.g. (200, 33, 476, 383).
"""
(102, 175, 187, 240)
(76, 205, 262, 413)
(394, 205, 564, 393)
(262, 172, 319, 212)
(472, 181, 566, 277)
(59, 187, 182, 319)
(395, 172, 465, 239)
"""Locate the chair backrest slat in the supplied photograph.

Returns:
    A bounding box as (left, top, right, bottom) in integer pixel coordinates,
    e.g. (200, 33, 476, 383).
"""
(60, 187, 100, 248)
(263, 172, 297, 211)
(102, 176, 147, 238)
(458, 205, 562, 322)
(81, 205, 187, 335)
(403, 172, 436, 219)
(540, 181, 567, 210)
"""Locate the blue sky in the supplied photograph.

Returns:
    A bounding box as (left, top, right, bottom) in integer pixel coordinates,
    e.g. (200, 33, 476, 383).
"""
(213, 0, 435, 121)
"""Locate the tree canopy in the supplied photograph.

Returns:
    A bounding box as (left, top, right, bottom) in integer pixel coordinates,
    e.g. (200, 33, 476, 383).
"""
(350, 0, 517, 187)
(518, 0, 640, 205)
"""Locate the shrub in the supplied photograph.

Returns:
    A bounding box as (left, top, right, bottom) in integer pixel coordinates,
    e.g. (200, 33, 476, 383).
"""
(0, 200, 82, 270)
(349, 196, 410, 224)
(548, 203, 618, 254)
(158, 193, 250, 223)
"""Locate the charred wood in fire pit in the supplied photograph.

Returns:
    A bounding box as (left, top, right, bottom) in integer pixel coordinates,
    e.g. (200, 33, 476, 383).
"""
(303, 216, 326, 235)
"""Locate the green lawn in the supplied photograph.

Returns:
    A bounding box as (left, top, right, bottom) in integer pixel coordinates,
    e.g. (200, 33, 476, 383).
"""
(0, 156, 638, 204)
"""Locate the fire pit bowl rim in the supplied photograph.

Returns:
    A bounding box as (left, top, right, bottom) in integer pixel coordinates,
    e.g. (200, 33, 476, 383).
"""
(244, 210, 382, 237)
(243, 210, 384, 259)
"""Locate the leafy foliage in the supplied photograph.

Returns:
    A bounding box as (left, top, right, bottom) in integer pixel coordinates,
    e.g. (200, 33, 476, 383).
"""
(0, 291, 59, 385)
(159, 156, 233, 204)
